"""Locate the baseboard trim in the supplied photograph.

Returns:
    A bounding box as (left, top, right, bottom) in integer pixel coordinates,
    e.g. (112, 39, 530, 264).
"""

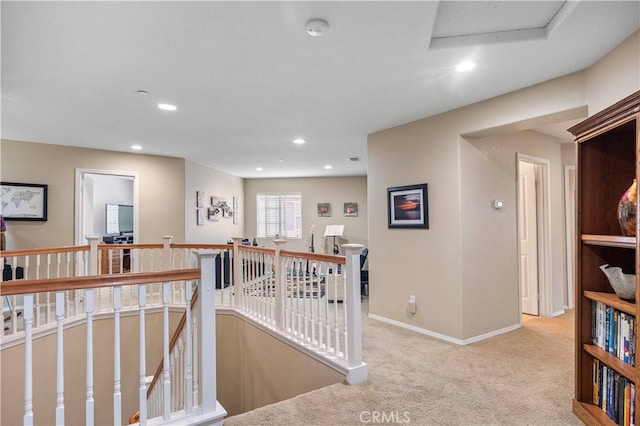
(367, 313, 521, 346)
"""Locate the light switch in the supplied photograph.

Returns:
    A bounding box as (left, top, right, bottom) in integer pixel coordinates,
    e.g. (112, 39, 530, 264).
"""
(493, 200, 504, 209)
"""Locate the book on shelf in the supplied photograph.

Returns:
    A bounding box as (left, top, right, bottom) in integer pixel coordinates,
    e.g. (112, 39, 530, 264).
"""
(593, 358, 635, 425)
(592, 301, 636, 366)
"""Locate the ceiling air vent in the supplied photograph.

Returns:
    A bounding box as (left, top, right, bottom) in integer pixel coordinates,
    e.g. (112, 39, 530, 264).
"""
(349, 157, 361, 162)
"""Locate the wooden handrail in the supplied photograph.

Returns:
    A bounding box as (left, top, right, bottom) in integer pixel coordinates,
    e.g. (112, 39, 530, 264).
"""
(280, 249, 345, 264)
(0, 269, 201, 296)
(98, 243, 163, 250)
(146, 286, 200, 398)
(171, 243, 232, 250)
(239, 245, 274, 255)
(1, 245, 90, 257)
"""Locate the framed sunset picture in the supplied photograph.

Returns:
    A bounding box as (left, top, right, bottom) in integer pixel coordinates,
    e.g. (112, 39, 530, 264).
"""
(387, 183, 428, 229)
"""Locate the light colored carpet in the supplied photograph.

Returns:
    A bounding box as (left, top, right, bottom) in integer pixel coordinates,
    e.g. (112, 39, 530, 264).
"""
(224, 304, 580, 426)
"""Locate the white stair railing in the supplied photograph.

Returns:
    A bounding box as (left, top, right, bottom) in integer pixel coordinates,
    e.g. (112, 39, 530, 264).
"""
(1, 235, 367, 424)
(232, 239, 367, 384)
(0, 255, 225, 425)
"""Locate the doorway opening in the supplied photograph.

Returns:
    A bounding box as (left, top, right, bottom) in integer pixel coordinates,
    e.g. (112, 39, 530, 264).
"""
(74, 169, 139, 246)
(517, 154, 552, 318)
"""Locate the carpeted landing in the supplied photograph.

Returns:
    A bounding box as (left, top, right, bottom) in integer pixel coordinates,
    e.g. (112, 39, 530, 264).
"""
(224, 308, 580, 426)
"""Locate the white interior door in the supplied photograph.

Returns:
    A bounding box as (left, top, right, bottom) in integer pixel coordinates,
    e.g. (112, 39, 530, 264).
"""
(519, 161, 540, 315)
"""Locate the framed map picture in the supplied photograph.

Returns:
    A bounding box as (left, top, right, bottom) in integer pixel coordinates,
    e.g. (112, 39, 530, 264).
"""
(1, 182, 48, 221)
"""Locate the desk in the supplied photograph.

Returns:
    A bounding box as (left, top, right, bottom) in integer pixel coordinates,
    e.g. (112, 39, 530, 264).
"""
(101, 247, 130, 274)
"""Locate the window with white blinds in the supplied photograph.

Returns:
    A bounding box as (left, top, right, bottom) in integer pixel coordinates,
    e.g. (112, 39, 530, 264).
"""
(256, 193, 302, 239)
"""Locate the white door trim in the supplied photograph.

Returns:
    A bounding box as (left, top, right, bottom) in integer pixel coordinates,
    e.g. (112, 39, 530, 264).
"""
(564, 165, 576, 310)
(516, 154, 553, 317)
(74, 168, 140, 245)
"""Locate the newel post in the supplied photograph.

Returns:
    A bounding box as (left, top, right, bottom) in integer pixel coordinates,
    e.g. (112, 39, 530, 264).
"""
(162, 235, 173, 270)
(195, 250, 220, 413)
(232, 237, 243, 308)
(86, 235, 100, 276)
(273, 239, 287, 330)
(342, 244, 363, 366)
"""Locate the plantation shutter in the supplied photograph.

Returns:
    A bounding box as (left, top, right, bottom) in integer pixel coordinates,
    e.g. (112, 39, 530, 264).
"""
(256, 193, 302, 238)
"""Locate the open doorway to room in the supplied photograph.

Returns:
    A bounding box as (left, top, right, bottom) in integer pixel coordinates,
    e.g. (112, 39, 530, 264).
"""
(74, 169, 139, 246)
(517, 154, 552, 317)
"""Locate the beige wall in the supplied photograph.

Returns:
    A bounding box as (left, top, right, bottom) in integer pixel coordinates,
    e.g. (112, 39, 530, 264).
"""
(368, 73, 587, 340)
(461, 131, 566, 336)
(243, 177, 367, 252)
(586, 31, 640, 114)
(366, 30, 639, 341)
(1, 140, 186, 248)
(185, 160, 245, 244)
(1, 311, 181, 426)
(216, 312, 345, 417)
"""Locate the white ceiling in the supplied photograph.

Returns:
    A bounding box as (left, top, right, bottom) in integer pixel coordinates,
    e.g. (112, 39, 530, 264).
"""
(2, 1, 639, 178)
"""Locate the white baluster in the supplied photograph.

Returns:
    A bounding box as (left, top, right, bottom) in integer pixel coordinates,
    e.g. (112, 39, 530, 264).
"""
(56, 291, 65, 425)
(185, 281, 193, 413)
(192, 316, 199, 407)
(162, 281, 171, 420)
(177, 336, 185, 410)
(113, 286, 122, 426)
(23, 294, 34, 426)
(138, 285, 147, 425)
(170, 352, 177, 410)
(46, 254, 52, 324)
(85, 288, 95, 425)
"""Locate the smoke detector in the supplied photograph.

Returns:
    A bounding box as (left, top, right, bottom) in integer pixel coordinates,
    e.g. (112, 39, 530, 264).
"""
(306, 19, 329, 37)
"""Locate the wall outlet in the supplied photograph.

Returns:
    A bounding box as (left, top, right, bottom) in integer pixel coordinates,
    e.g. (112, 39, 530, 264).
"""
(408, 295, 416, 314)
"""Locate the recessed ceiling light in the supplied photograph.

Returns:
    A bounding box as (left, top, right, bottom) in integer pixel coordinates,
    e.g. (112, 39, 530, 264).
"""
(131, 145, 143, 150)
(293, 138, 306, 145)
(324, 165, 332, 170)
(456, 61, 476, 72)
(256, 167, 263, 171)
(306, 19, 329, 37)
(158, 103, 177, 111)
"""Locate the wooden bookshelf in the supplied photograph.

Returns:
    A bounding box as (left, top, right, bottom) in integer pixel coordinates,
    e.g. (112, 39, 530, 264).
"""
(570, 90, 640, 426)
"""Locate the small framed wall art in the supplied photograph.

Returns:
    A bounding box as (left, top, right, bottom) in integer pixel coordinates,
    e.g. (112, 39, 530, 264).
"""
(344, 202, 358, 217)
(387, 183, 428, 229)
(317, 203, 331, 217)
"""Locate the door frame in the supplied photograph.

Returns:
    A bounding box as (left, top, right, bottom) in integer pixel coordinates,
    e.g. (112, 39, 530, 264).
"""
(74, 168, 140, 246)
(516, 154, 553, 317)
(564, 165, 576, 310)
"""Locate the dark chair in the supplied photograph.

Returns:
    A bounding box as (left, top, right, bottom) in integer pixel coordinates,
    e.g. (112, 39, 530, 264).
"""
(360, 248, 369, 297)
